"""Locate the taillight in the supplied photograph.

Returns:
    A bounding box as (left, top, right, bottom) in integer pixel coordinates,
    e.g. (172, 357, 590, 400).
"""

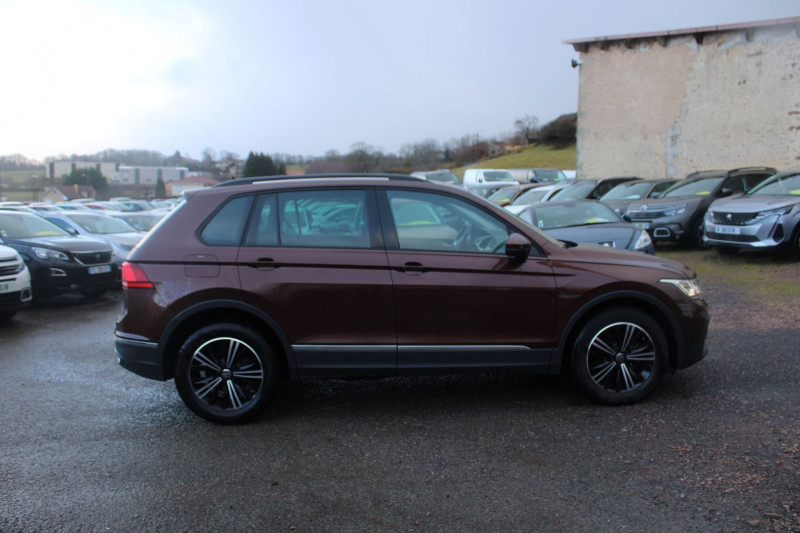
(121, 262, 154, 289)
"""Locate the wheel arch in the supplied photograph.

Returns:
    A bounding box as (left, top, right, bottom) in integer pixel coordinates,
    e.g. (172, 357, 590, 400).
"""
(158, 299, 295, 381)
(554, 290, 681, 374)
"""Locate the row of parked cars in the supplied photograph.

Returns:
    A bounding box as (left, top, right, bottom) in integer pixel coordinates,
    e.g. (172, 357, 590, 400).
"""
(0, 198, 172, 319)
(411, 166, 800, 260)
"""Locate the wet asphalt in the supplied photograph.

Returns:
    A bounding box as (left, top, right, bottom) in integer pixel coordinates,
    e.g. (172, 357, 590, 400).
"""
(0, 286, 798, 532)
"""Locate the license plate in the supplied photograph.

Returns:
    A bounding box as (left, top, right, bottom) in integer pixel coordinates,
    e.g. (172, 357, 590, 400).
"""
(633, 222, 650, 230)
(715, 225, 740, 235)
(0, 282, 10, 293)
(88, 265, 112, 275)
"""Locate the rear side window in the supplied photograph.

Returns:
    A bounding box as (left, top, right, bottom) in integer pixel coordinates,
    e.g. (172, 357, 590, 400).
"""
(278, 189, 371, 249)
(200, 196, 253, 246)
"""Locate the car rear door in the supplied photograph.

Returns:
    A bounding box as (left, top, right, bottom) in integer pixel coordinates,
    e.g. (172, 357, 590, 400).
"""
(236, 188, 396, 379)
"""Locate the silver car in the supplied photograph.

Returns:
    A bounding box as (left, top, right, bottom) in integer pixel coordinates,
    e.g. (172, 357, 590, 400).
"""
(704, 170, 800, 259)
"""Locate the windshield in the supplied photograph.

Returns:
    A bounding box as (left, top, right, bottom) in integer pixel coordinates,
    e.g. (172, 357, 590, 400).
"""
(534, 169, 567, 183)
(487, 187, 520, 203)
(527, 202, 619, 230)
(664, 176, 723, 197)
(511, 187, 550, 205)
(748, 172, 800, 196)
(425, 171, 458, 184)
(484, 171, 515, 182)
(550, 182, 595, 201)
(67, 213, 137, 234)
(0, 213, 70, 239)
(601, 181, 650, 200)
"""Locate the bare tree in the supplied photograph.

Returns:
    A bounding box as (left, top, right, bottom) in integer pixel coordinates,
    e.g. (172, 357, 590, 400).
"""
(514, 114, 540, 144)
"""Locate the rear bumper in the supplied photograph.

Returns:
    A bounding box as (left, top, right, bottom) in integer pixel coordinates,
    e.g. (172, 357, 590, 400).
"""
(115, 335, 166, 381)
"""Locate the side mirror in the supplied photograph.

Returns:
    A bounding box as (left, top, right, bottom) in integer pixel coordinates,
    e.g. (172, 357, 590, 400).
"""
(505, 233, 532, 262)
(66, 227, 79, 236)
(621, 213, 632, 222)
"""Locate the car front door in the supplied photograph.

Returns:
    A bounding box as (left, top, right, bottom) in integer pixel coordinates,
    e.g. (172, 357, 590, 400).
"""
(379, 189, 557, 375)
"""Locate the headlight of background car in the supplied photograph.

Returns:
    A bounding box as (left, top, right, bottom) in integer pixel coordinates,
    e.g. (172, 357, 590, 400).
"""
(660, 277, 702, 299)
(663, 203, 687, 217)
(755, 206, 792, 219)
(632, 230, 652, 251)
(31, 247, 70, 261)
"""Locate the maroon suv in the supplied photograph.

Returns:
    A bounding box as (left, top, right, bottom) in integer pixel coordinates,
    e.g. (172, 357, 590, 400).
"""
(115, 174, 710, 424)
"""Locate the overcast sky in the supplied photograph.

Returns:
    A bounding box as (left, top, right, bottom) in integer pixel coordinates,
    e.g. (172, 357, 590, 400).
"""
(0, 0, 797, 161)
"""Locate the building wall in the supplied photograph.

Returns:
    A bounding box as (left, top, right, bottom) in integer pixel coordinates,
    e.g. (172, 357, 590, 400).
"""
(47, 161, 116, 180)
(574, 23, 800, 179)
(114, 166, 188, 185)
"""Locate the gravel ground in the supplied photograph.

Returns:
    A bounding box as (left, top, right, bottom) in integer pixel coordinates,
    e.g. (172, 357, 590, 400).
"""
(0, 252, 798, 532)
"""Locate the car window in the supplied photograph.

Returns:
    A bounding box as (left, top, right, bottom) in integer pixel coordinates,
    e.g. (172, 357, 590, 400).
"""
(200, 195, 254, 246)
(722, 176, 746, 194)
(68, 214, 136, 234)
(664, 176, 724, 197)
(601, 182, 650, 201)
(244, 194, 278, 247)
(649, 181, 675, 196)
(512, 187, 549, 205)
(0, 213, 70, 239)
(387, 190, 512, 253)
(550, 182, 595, 201)
(278, 189, 371, 249)
(741, 173, 772, 192)
(749, 172, 800, 195)
(529, 202, 619, 230)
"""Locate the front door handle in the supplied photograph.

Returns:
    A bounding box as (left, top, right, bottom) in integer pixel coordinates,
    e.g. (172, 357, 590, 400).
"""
(396, 261, 429, 274)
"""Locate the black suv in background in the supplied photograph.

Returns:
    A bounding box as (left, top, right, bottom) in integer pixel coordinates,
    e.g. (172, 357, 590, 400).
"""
(0, 211, 117, 299)
(626, 167, 776, 247)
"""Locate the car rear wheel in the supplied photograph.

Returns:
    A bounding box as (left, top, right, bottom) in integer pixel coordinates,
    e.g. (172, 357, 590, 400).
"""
(571, 308, 667, 405)
(175, 323, 278, 424)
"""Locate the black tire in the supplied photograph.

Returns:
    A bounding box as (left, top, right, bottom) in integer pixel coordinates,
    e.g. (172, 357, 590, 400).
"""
(571, 307, 667, 405)
(0, 309, 17, 321)
(691, 218, 709, 249)
(175, 323, 278, 424)
(81, 289, 105, 300)
(788, 227, 800, 261)
(714, 246, 738, 256)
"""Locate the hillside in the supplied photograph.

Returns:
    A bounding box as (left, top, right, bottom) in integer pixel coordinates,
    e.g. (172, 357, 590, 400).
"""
(452, 144, 576, 179)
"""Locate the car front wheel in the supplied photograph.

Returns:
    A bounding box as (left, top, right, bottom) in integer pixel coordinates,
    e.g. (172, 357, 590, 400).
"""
(175, 323, 278, 424)
(571, 308, 667, 405)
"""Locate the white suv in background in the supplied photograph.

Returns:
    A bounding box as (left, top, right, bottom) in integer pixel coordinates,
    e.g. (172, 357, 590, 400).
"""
(0, 244, 33, 320)
(462, 169, 516, 187)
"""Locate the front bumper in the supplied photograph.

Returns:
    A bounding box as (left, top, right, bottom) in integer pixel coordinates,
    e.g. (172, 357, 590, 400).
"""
(703, 214, 789, 249)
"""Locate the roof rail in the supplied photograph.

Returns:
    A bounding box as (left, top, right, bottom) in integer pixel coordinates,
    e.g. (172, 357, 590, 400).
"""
(214, 173, 423, 187)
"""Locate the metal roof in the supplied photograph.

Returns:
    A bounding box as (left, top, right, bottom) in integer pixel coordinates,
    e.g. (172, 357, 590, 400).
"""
(564, 16, 800, 51)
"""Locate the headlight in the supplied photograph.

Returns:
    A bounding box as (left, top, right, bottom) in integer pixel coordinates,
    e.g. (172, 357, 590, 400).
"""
(31, 247, 70, 261)
(632, 230, 652, 251)
(756, 206, 792, 218)
(660, 277, 702, 299)
(664, 203, 687, 217)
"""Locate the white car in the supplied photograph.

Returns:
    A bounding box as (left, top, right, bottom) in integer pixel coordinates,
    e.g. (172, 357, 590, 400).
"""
(505, 183, 570, 215)
(462, 168, 516, 188)
(0, 244, 33, 320)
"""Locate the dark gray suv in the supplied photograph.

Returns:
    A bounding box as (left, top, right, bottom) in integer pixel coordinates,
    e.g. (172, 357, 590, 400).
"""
(115, 174, 710, 424)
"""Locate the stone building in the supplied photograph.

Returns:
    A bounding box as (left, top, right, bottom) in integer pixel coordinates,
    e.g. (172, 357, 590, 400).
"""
(565, 17, 800, 180)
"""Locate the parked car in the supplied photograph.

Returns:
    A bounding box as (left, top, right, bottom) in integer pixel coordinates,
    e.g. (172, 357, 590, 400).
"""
(0, 244, 33, 320)
(509, 168, 569, 184)
(462, 169, 516, 188)
(549, 177, 640, 202)
(626, 167, 776, 247)
(409, 170, 462, 187)
(600, 179, 678, 215)
(504, 183, 570, 215)
(40, 211, 145, 267)
(0, 211, 117, 299)
(486, 183, 543, 207)
(703, 169, 800, 258)
(107, 211, 167, 232)
(466, 181, 520, 199)
(115, 173, 709, 424)
(515, 200, 654, 254)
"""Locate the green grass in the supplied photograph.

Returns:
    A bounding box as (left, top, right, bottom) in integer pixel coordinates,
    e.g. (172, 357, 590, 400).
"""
(451, 144, 576, 179)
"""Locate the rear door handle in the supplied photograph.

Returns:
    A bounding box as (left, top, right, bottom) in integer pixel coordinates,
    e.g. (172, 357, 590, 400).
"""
(251, 257, 279, 271)
(396, 261, 429, 274)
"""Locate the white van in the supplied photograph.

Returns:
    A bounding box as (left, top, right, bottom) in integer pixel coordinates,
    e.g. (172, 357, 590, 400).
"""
(0, 244, 33, 320)
(462, 169, 516, 187)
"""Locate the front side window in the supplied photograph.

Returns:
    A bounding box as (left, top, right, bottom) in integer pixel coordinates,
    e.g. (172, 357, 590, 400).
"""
(664, 177, 724, 197)
(387, 190, 511, 253)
